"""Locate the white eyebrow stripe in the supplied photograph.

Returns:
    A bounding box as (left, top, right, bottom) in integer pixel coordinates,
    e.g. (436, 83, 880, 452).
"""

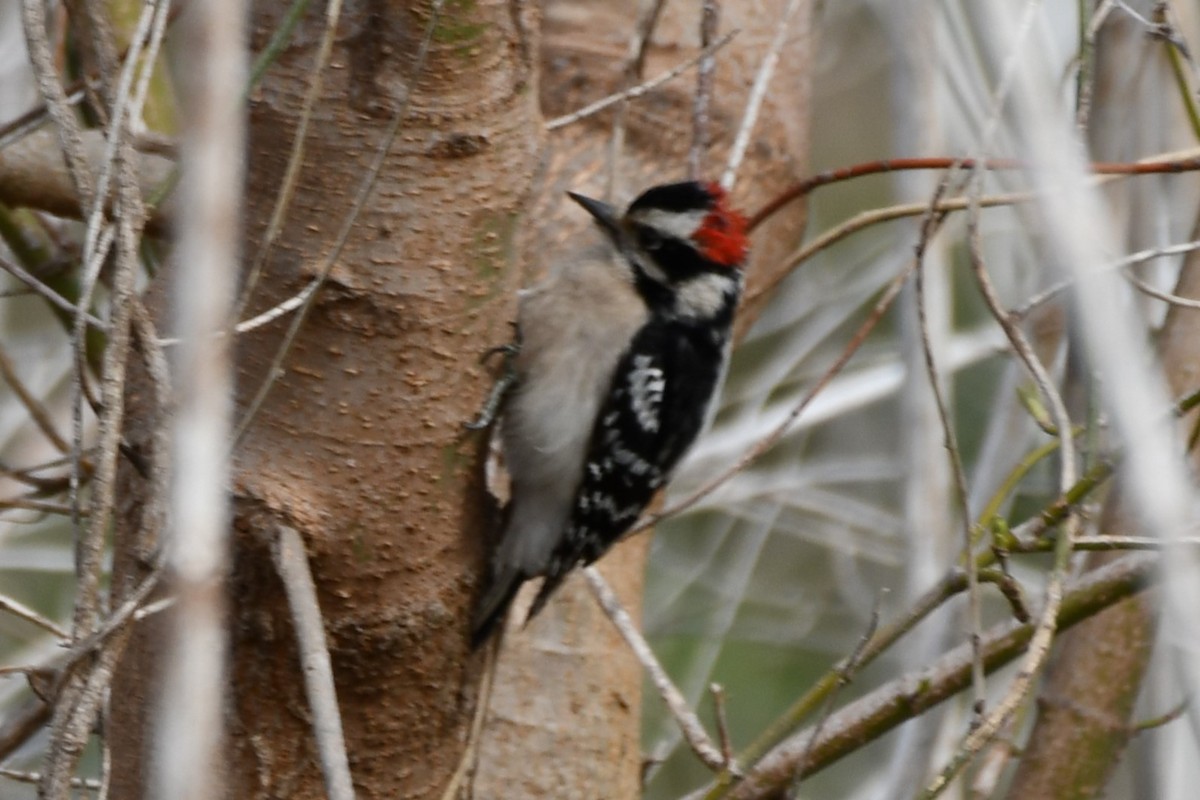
(628, 207, 708, 241)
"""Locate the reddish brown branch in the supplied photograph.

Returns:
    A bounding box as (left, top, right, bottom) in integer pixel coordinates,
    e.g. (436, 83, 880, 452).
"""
(748, 154, 1200, 231)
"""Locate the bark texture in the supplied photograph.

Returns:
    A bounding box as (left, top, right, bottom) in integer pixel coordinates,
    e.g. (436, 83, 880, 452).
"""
(116, 1, 536, 797)
(109, 0, 813, 797)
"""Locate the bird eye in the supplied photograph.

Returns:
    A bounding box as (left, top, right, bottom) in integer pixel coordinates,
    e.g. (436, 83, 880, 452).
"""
(638, 226, 664, 251)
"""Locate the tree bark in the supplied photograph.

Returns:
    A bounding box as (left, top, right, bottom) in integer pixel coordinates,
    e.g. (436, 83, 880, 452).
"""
(115, 1, 537, 797)
(109, 0, 813, 797)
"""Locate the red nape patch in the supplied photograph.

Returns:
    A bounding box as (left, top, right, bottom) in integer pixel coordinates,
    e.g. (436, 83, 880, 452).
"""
(694, 182, 749, 267)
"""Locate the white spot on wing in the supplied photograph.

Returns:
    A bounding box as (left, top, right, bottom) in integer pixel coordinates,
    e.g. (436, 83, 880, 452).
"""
(629, 354, 665, 433)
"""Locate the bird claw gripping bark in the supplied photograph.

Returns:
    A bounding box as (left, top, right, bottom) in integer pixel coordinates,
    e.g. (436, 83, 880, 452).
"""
(463, 330, 522, 431)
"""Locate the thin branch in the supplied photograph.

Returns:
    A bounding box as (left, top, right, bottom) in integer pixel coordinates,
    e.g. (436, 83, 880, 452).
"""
(0, 251, 109, 330)
(0, 497, 82, 516)
(0, 344, 70, 453)
(273, 527, 356, 800)
(127, 0, 174, 138)
(721, 0, 803, 189)
(0, 768, 101, 790)
(710, 684, 734, 767)
(0, 562, 167, 765)
(1125, 268, 1200, 309)
(603, 0, 668, 201)
(742, 190, 1037, 311)
(746, 149, 1200, 232)
(705, 556, 1047, 796)
(689, 0, 720, 180)
(0, 593, 69, 639)
(544, 31, 739, 131)
(1012, 534, 1200, 551)
(1011, 239, 1200, 319)
(629, 0, 668, 80)
(912, 171, 986, 716)
(37, 2, 157, 793)
(1153, 2, 1200, 141)
(918, 170, 1081, 800)
(20, 0, 98, 209)
(788, 593, 883, 796)
(584, 567, 730, 773)
(0, 701, 52, 763)
(701, 553, 1157, 800)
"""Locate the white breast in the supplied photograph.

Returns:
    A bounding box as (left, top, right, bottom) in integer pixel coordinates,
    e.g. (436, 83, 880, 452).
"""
(496, 246, 649, 572)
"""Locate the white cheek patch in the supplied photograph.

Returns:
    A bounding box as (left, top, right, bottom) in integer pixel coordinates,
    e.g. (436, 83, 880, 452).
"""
(674, 272, 735, 319)
(631, 251, 670, 285)
(629, 208, 708, 241)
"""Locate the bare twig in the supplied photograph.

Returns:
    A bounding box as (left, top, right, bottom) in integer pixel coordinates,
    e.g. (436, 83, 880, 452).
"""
(128, 299, 174, 570)
(0, 242, 108, 332)
(0, 345, 70, 453)
(38, 4, 155, 795)
(584, 567, 731, 773)
(0, 562, 167, 765)
(710, 684, 734, 767)
(603, 0, 668, 198)
(128, 0, 174, 138)
(918, 172, 1081, 800)
(1012, 239, 1200, 319)
(1071, 0, 1118, 130)
(701, 553, 1156, 800)
(787, 593, 883, 796)
(629, 0, 668, 80)
(1013, 534, 1200, 552)
(689, 0, 720, 180)
(746, 148, 1200, 232)
(742, 190, 1037, 311)
(1131, 700, 1190, 734)
(544, 31, 739, 132)
(439, 635, 497, 800)
(0, 701, 53, 763)
(20, 0, 98, 207)
(0, 593, 69, 639)
(0, 497, 83, 516)
(721, 0, 803, 189)
(0, 768, 101, 790)
(1125, 269, 1200, 309)
(273, 527, 356, 800)
(912, 171, 987, 716)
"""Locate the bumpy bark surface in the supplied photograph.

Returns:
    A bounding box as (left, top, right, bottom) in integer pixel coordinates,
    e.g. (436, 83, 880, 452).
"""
(111, 1, 813, 797)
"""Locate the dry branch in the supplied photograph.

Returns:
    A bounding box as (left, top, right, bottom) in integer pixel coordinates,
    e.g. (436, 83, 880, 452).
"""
(699, 552, 1157, 799)
(0, 130, 174, 234)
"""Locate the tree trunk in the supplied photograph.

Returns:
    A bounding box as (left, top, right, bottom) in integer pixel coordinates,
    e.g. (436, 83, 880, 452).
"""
(109, 0, 813, 797)
(115, 1, 536, 797)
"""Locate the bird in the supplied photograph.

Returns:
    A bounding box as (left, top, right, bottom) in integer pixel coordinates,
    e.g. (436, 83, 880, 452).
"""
(472, 180, 748, 646)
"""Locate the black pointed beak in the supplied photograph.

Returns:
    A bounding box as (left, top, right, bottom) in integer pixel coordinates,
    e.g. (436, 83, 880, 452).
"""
(567, 191, 621, 238)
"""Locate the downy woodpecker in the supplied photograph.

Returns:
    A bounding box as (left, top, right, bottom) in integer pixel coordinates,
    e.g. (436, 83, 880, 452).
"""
(472, 181, 748, 645)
